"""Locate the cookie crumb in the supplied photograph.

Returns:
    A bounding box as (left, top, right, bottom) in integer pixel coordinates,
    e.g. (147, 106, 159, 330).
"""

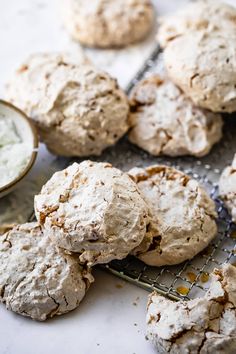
(115, 283, 123, 289)
(133, 296, 140, 306)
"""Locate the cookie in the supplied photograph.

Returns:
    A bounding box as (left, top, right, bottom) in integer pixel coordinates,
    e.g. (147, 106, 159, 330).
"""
(157, 0, 236, 48)
(219, 154, 236, 223)
(61, 0, 154, 48)
(6, 53, 129, 156)
(129, 165, 217, 266)
(163, 30, 236, 113)
(0, 222, 94, 321)
(128, 75, 223, 157)
(146, 264, 236, 354)
(34, 161, 150, 266)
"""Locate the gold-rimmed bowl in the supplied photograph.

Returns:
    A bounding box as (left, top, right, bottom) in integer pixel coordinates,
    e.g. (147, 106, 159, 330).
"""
(0, 100, 38, 198)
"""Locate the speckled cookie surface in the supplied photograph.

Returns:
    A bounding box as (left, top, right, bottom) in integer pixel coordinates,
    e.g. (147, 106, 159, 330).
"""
(219, 154, 236, 223)
(128, 165, 217, 266)
(0, 222, 94, 321)
(164, 29, 236, 113)
(62, 0, 154, 48)
(157, 0, 236, 48)
(146, 264, 236, 354)
(128, 75, 223, 157)
(5, 53, 129, 156)
(35, 161, 150, 266)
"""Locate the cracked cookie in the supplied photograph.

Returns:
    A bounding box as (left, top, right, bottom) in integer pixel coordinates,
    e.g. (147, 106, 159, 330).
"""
(128, 165, 217, 266)
(157, 0, 236, 48)
(219, 154, 236, 223)
(163, 29, 236, 113)
(0, 222, 94, 321)
(35, 161, 150, 266)
(5, 53, 129, 156)
(146, 263, 236, 354)
(128, 75, 223, 157)
(61, 0, 154, 48)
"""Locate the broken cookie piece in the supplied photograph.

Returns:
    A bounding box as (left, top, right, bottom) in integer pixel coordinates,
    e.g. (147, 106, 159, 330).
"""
(35, 161, 150, 266)
(129, 165, 217, 266)
(0, 222, 94, 321)
(146, 263, 236, 354)
(128, 75, 223, 157)
(219, 155, 236, 223)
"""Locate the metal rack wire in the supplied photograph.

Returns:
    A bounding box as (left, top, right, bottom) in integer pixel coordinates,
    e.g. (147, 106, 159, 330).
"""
(100, 45, 236, 301)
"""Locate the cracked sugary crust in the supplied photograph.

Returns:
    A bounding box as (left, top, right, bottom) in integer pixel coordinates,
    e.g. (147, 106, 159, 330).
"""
(157, 0, 236, 48)
(5, 53, 129, 156)
(35, 161, 150, 266)
(164, 29, 236, 113)
(129, 165, 217, 266)
(0, 222, 94, 321)
(61, 0, 154, 48)
(146, 264, 236, 354)
(219, 154, 236, 223)
(128, 75, 223, 157)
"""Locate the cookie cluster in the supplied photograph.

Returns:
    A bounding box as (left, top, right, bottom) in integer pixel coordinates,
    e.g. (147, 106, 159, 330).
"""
(0, 161, 217, 321)
(1, 1, 236, 352)
(7, 1, 233, 160)
(128, 0, 236, 157)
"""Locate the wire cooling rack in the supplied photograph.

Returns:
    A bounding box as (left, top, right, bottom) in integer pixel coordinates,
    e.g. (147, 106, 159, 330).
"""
(97, 45, 236, 301)
(17, 44, 236, 302)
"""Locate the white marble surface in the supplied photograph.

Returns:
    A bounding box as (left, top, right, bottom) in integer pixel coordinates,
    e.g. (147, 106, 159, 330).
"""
(0, 269, 153, 354)
(0, 1, 235, 354)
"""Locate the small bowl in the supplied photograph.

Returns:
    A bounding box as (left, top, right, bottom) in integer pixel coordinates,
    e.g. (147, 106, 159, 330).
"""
(0, 100, 38, 198)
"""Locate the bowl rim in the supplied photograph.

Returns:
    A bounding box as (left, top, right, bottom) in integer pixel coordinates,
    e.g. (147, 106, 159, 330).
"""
(0, 99, 39, 194)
